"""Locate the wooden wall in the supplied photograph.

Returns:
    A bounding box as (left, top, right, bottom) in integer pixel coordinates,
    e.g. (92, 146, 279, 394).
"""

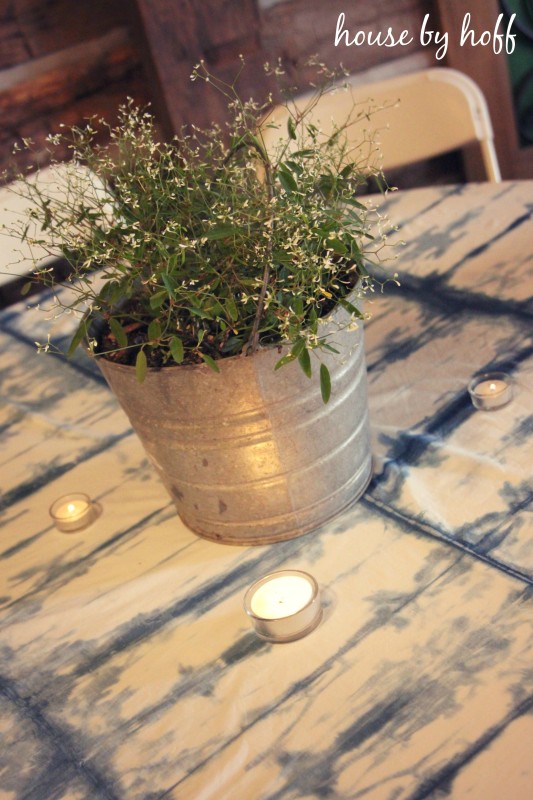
(0, 0, 479, 186)
(0, 0, 149, 177)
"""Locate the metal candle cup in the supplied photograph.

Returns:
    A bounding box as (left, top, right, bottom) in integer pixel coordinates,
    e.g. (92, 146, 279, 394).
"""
(49, 493, 98, 532)
(244, 570, 322, 643)
(468, 372, 513, 411)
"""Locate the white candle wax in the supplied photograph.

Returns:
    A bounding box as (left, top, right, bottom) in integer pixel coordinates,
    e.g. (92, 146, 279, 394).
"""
(250, 574, 313, 619)
(468, 372, 513, 411)
(472, 379, 507, 397)
(244, 570, 322, 643)
(55, 498, 90, 521)
(49, 493, 98, 532)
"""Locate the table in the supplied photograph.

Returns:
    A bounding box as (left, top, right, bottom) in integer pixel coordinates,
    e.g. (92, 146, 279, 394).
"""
(1, 181, 532, 799)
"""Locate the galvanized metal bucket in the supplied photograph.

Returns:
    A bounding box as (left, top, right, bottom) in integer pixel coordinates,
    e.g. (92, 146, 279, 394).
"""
(94, 302, 372, 544)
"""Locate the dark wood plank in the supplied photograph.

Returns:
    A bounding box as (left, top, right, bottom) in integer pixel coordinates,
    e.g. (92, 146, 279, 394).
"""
(0, 28, 140, 129)
(0, 1, 151, 178)
(0, 1, 30, 69)
(0, 75, 151, 177)
(10, 0, 128, 61)
(260, 0, 437, 84)
(130, 0, 270, 137)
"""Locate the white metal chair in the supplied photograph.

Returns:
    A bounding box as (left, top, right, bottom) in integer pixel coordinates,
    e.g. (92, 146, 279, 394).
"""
(0, 163, 104, 306)
(259, 67, 501, 183)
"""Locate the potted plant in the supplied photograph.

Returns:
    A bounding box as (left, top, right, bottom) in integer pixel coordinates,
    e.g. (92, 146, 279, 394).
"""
(4, 60, 393, 544)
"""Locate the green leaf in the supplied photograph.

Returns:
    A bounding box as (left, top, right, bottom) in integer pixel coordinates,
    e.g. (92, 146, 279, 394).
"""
(290, 338, 306, 357)
(348, 240, 362, 259)
(99, 279, 121, 304)
(317, 173, 335, 195)
(344, 209, 363, 226)
(161, 273, 177, 295)
(344, 196, 367, 210)
(326, 130, 341, 147)
(320, 363, 331, 403)
(147, 319, 161, 341)
(338, 297, 364, 319)
(41, 202, 52, 231)
(292, 296, 304, 316)
(67, 318, 88, 359)
(205, 225, 240, 241)
(226, 297, 238, 322)
(230, 133, 244, 150)
(169, 336, 184, 363)
(274, 353, 296, 370)
(290, 148, 315, 158)
(221, 335, 243, 354)
(247, 133, 268, 161)
(208, 299, 224, 317)
(285, 159, 303, 175)
(20, 281, 32, 296)
(327, 237, 348, 255)
(287, 117, 297, 140)
(298, 347, 312, 379)
(189, 306, 213, 320)
(109, 317, 128, 349)
(321, 343, 340, 354)
(272, 249, 293, 265)
(200, 353, 220, 373)
(150, 290, 168, 310)
(374, 173, 387, 193)
(277, 164, 297, 193)
(135, 349, 148, 383)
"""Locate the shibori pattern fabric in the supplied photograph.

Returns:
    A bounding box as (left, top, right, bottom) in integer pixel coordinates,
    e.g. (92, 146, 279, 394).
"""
(0, 181, 532, 799)
(365, 182, 533, 583)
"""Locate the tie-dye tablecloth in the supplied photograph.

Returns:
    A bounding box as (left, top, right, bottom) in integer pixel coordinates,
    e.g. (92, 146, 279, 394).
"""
(1, 182, 532, 799)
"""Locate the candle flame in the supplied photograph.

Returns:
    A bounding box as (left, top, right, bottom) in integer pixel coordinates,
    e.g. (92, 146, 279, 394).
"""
(489, 383, 497, 391)
(67, 503, 76, 514)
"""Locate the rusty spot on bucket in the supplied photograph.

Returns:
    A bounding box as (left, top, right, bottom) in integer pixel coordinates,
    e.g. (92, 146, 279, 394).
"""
(171, 484, 184, 501)
(219, 499, 227, 514)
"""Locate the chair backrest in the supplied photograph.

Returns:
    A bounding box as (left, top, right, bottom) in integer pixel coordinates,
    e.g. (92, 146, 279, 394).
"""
(259, 67, 501, 183)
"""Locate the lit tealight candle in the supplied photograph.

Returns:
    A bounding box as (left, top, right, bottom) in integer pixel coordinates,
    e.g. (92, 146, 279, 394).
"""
(244, 570, 322, 643)
(49, 493, 98, 532)
(468, 372, 513, 411)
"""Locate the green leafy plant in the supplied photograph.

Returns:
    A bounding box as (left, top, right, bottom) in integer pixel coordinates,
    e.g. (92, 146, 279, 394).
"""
(4, 59, 395, 400)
